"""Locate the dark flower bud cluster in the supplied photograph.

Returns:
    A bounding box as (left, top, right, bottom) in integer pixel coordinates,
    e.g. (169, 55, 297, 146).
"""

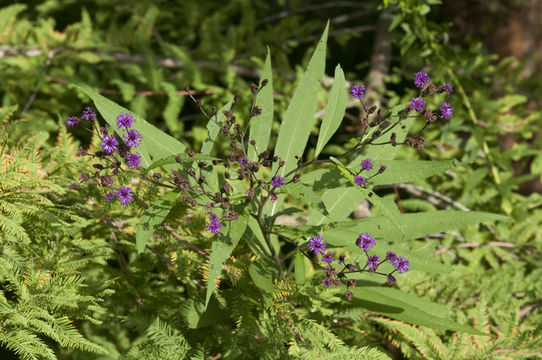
(307, 233, 409, 300)
(66, 108, 143, 205)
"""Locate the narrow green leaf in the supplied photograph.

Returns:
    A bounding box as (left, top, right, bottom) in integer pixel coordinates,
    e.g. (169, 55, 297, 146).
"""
(352, 281, 486, 335)
(249, 257, 277, 304)
(248, 47, 274, 162)
(307, 187, 363, 225)
(270, 22, 329, 215)
(201, 100, 233, 155)
(136, 191, 179, 253)
(282, 182, 328, 216)
(330, 156, 404, 236)
(323, 210, 507, 246)
(205, 215, 248, 308)
(294, 252, 306, 285)
(315, 64, 347, 157)
(73, 84, 187, 168)
(144, 154, 219, 174)
(371, 160, 459, 185)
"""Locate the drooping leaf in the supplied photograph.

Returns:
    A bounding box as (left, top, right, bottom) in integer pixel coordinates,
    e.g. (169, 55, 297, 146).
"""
(248, 47, 274, 162)
(136, 191, 179, 253)
(205, 215, 248, 308)
(315, 64, 347, 157)
(72, 84, 187, 168)
(294, 252, 306, 286)
(351, 281, 486, 335)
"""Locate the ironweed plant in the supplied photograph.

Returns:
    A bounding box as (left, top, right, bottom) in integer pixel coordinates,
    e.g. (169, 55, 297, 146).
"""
(64, 23, 506, 357)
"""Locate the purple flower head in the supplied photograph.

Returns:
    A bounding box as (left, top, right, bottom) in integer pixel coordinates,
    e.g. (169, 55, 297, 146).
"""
(308, 235, 327, 255)
(410, 97, 426, 112)
(105, 192, 115, 203)
(367, 255, 380, 272)
(338, 255, 345, 265)
(387, 274, 397, 284)
(386, 251, 397, 263)
(206, 213, 223, 234)
(354, 176, 366, 187)
(443, 83, 453, 94)
(66, 116, 80, 127)
(394, 256, 410, 274)
(440, 102, 453, 120)
(361, 158, 373, 171)
(116, 112, 135, 130)
(238, 157, 249, 167)
(126, 153, 141, 168)
(83, 107, 96, 122)
(321, 251, 334, 264)
(356, 233, 375, 252)
(123, 129, 142, 148)
(101, 134, 119, 154)
(322, 278, 332, 288)
(344, 290, 354, 300)
(350, 84, 366, 99)
(413, 71, 430, 89)
(270, 175, 286, 188)
(116, 186, 134, 205)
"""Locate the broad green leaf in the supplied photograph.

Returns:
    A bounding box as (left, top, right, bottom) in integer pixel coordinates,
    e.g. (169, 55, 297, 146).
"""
(201, 99, 233, 155)
(315, 64, 347, 157)
(282, 182, 328, 216)
(323, 210, 507, 256)
(270, 22, 329, 215)
(136, 191, 179, 253)
(73, 84, 187, 168)
(371, 160, 459, 185)
(249, 257, 277, 304)
(330, 156, 404, 236)
(294, 252, 306, 285)
(307, 187, 362, 226)
(351, 281, 486, 334)
(144, 154, 220, 174)
(205, 215, 248, 308)
(248, 47, 274, 162)
(183, 291, 232, 329)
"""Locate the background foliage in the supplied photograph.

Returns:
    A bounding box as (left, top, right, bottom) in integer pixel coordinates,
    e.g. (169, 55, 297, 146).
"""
(1, 0, 541, 359)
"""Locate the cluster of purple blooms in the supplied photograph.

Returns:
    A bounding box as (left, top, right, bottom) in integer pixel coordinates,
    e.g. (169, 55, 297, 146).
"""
(66, 108, 144, 206)
(308, 233, 409, 300)
(353, 158, 386, 188)
(411, 71, 454, 120)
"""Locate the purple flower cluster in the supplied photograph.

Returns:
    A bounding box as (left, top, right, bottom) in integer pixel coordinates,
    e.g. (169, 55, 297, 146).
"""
(407, 71, 454, 130)
(350, 84, 366, 99)
(413, 71, 430, 89)
(206, 213, 223, 234)
(307, 233, 410, 299)
(270, 175, 286, 188)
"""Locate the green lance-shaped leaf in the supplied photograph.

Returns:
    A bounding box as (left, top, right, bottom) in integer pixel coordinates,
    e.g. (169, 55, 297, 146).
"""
(136, 191, 179, 253)
(325, 210, 507, 245)
(294, 252, 306, 286)
(205, 215, 248, 308)
(270, 21, 329, 215)
(315, 64, 347, 157)
(72, 84, 187, 168)
(144, 154, 220, 174)
(330, 156, 404, 236)
(201, 99, 233, 155)
(248, 47, 274, 162)
(282, 182, 328, 216)
(351, 281, 487, 335)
